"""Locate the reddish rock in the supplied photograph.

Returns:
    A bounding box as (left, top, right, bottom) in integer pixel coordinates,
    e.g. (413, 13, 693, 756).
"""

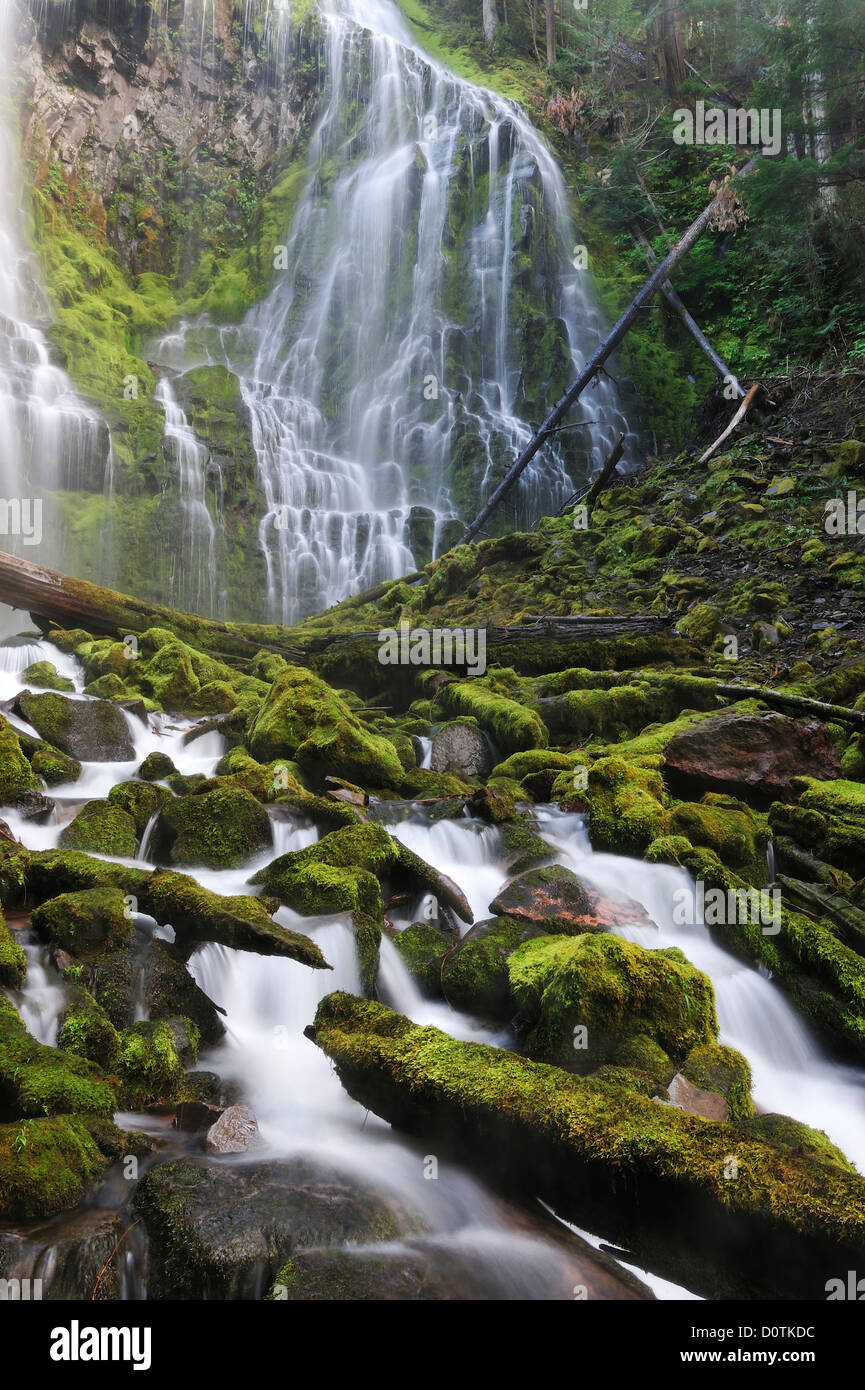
(663, 709, 841, 801)
(663, 1072, 728, 1122)
(489, 865, 652, 934)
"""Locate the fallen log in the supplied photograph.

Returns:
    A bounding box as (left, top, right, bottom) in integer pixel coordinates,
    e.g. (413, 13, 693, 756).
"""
(459, 156, 759, 544)
(698, 381, 762, 464)
(0, 549, 304, 664)
(633, 225, 743, 393)
(308, 992, 865, 1300)
(713, 681, 865, 730)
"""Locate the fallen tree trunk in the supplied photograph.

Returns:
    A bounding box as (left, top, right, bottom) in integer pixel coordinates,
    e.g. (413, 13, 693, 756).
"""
(698, 382, 762, 464)
(0, 549, 305, 664)
(460, 157, 759, 544)
(633, 226, 743, 393)
(713, 681, 865, 730)
(308, 992, 865, 1300)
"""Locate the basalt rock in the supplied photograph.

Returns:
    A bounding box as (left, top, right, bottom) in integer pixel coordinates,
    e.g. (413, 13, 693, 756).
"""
(663, 709, 841, 802)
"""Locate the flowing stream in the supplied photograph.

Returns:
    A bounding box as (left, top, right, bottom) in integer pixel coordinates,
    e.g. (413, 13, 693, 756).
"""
(2, 626, 864, 1300)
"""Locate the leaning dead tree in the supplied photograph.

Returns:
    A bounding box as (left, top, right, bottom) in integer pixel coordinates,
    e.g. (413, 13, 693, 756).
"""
(460, 156, 759, 545)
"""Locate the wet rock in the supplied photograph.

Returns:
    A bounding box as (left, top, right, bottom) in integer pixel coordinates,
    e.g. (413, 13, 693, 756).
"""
(13, 789, 55, 821)
(663, 709, 841, 801)
(134, 1156, 414, 1299)
(205, 1103, 262, 1154)
(173, 1100, 224, 1134)
(138, 751, 178, 781)
(489, 865, 652, 934)
(663, 1072, 728, 1122)
(16, 691, 135, 762)
(152, 785, 271, 870)
(430, 721, 493, 780)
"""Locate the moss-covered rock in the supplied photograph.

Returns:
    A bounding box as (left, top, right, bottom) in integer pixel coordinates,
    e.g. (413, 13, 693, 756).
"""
(681, 1042, 754, 1122)
(23, 661, 75, 692)
(0, 906, 26, 988)
(59, 800, 138, 857)
(0, 715, 40, 806)
(738, 1113, 854, 1171)
(665, 795, 769, 886)
(436, 679, 548, 754)
(154, 786, 271, 869)
(308, 993, 865, 1300)
(0, 996, 117, 1118)
(392, 923, 453, 996)
(0, 1115, 126, 1220)
(58, 986, 121, 1070)
(585, 756, 669, 855)
(248, 667, 404, 789)
(16, 692, 135, 762)
(508, 934, 717, 1072)
(138, 751, 179, 781)
(31, 886, 134, 957)
(114, 1018, 199, 1108)
(440, 916, 539, 1018)
(29, 744, 83, 786)
(107, 780, 171, 836)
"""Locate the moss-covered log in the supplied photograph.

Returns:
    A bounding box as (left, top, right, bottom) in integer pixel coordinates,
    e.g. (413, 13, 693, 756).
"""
(308, 992, 865, 1300)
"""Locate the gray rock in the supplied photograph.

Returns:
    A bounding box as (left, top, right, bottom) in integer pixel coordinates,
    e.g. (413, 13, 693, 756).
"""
(205, 1103, 263, 1155)
(16, 691, 135, 762)
(430, 721, 492, 779)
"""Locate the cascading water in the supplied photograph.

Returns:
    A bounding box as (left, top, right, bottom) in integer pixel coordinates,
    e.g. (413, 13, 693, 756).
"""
(154, 0, 633, 623)
(0, 0, 112, 573)
(153, 377, 223, 617)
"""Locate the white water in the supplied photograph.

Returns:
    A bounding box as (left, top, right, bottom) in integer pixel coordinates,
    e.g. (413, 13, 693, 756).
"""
(2, 628, 864, 1297)
(0, 0, 112, 573)
(153, 377, 223, 617)
(153, 0, 632, 622)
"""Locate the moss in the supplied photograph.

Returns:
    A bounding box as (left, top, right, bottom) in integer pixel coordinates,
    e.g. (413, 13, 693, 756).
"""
(16, 691, 134, 761)
(114, 1018, 198, 1108)
(23, 661, 75, 692)
(497, 821, 556, 874)
(248, 667, 404, 789)
(682, 1042, 754, 1122)
(508, 933, 717, 1072)
(309, 993, 865, 1299)
(0, 715, 40, 806)
(585, 756, 669, 855)
(59, 800, 138, 857)
(0, 996, 117, 1118)
(392, 923, 452, 996)
(154, 786, 271, 869)
(665, 795, 769, 887)
(0, 906, 26, 988)
(645, 834, 693, 866)
(738, 1113, 854, 1172)
(440, 916, 536, 1018)
(58, 986, 121, 1070)
(29, 744, 82, 786)
(612, 1033, 675, 1092)
(107, 779, 171, 836)
(31, 886, 134, 957)
(138, 751, 178, 781)
(435, 680, 548, 754)
(0, 1115, 125, 1220)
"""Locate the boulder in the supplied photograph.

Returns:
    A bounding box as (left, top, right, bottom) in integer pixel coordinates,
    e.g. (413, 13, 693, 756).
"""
(205, 1104, 262, 1155)
(16, 692, 135, 762)
(430, 722, 493, 780)
(490, 865, 652, 935)
(153, 786, 271, 869)
(663, 709, 841, 801)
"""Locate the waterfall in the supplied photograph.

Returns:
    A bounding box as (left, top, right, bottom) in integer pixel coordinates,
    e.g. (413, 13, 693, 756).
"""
(154, 377, 222, 616)
(154, 0, 632, 623)
(0, 0, 112, 572)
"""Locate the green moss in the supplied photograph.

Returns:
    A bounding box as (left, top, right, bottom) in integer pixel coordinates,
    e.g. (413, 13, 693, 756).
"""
(58, 986, 121, 1070)
(436, 679, 548, 754)
(0, 715, 40, 806)
(0, 996, 117, 1118)
(155, 786, 271, 869)
(114, 1018, 198, 1108)
(392, 923, 452, 996)
(645, 834, 693, 866)
(138, 751, 178, 781)
(23, 661, 75, 692)
(0, 906, 26, 988)
(29, 744, 82, 786)
(585, 756, 669, 855)
(107, 779, 171, 835)
(682, 1042, 754, 1122)
(665, 795, 769, 886)
(31, 886, 134, 957)
(248, 667, 404, 789)
(508, 933, 717, 1072)
(59, 800, 138, 857)
(738, 1113, 854, 1172)
(0, 1114, 125, 1220)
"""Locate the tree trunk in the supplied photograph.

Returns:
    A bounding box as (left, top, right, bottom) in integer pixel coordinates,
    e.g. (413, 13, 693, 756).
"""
(459, 156, 760, 545)
(545, 0, 556, 67)
(661, 0, 686, 96)
(482, 0, 500, 46)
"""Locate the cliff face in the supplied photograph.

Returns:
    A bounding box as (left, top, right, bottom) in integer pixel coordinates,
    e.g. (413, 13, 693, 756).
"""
(14, 0, 321, 615)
